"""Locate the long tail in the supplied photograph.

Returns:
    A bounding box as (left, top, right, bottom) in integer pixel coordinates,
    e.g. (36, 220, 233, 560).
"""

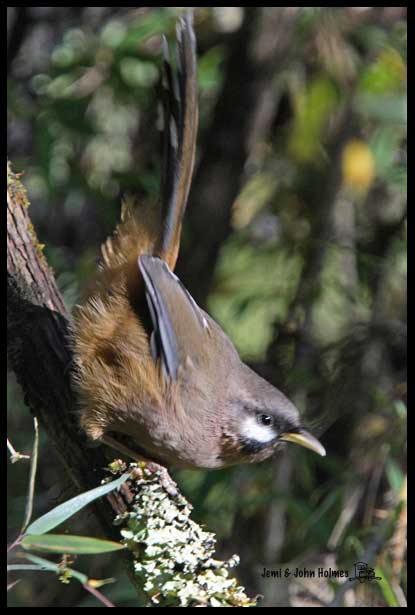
(157, 12, 198, 270)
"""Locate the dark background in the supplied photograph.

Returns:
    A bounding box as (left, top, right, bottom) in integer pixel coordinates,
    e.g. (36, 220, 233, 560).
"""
(7, 7, 406, 607)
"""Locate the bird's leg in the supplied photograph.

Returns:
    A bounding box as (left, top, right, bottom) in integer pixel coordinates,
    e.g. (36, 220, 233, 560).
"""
(101, 434, 178, 497)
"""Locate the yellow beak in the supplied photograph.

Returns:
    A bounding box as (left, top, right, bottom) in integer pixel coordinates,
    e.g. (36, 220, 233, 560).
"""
(280, 429, 326, 457)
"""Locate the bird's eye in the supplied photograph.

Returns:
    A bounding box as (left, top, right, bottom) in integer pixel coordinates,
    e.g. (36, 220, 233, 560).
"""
(258, 414, 273, 427)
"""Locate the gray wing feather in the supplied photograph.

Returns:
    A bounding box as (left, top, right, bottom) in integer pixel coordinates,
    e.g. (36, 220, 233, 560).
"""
(139, 254, 207, 380)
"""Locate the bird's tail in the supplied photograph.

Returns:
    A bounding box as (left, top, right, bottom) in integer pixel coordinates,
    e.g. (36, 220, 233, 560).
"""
(157, 12, 198, 269)
(96, 13, 197, 301)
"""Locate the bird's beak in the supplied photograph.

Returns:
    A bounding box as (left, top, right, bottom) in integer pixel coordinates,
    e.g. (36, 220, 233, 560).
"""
(280, 429, 326, 457)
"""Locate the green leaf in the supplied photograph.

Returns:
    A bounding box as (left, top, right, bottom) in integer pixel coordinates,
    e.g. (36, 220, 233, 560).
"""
(21, 534, 126, 554)
(377, 566, 400, 607)
(370, 127, 403, 177)
(355, 94, 407, 124)
(26, 472, 130, 535)
(385, 460, 404, 495)
(119, 58, 159, 88)
(7, 564, 48, 572)
(393, 399, 407, 419)
(289, 75, 339, 162)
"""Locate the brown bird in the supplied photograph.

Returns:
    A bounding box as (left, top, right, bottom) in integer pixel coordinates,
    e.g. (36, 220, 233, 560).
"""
(73, 14, 325, 484)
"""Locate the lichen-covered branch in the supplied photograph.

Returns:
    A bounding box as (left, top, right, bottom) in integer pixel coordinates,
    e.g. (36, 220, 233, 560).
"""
(114, 463, 256, 607)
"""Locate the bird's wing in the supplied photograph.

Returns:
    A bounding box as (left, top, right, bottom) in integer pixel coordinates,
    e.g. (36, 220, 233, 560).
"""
(139, 254, 208, 380)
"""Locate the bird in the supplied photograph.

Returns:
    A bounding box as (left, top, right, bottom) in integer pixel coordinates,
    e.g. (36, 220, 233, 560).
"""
(73, 13, 325, 486)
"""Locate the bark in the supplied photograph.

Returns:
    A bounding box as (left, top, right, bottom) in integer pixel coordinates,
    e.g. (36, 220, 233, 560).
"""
(7, 164, 128, 528)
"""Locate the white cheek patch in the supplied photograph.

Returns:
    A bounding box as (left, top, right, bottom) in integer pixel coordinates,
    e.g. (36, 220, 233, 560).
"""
(240, 415, 276, 444)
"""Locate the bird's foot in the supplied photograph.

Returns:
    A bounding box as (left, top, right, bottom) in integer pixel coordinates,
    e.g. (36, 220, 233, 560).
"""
(101, 435, 178, 497)
(144, 462, 178, 498)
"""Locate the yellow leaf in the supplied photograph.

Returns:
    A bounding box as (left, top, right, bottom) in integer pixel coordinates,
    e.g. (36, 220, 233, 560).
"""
(342, 139, 375, 194)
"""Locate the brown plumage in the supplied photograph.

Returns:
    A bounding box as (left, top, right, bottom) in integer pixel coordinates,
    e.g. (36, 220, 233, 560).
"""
(73, 14, 325, 472)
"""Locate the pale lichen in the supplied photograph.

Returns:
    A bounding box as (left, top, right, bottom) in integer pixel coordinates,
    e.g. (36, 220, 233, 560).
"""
(114, 464, 257, 607)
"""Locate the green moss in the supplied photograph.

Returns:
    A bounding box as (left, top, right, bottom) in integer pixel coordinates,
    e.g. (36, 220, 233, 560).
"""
(7, 162, 47, 264)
